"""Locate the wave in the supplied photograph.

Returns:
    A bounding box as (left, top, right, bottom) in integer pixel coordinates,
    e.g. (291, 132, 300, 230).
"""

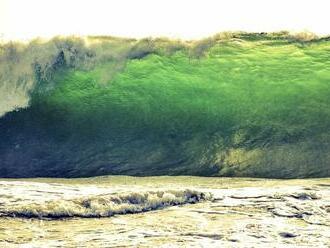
(0, 189, 213, 218)
(1, 33, 330, 178)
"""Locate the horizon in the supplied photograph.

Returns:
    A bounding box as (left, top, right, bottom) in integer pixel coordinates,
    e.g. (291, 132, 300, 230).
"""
(0, 30, 327, 45)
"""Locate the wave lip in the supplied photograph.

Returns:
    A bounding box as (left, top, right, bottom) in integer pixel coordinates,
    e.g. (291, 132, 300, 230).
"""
(0, 189, 213, 219)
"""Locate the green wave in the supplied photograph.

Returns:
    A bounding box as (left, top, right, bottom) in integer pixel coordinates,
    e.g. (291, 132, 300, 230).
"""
(1, 33, 330, 178)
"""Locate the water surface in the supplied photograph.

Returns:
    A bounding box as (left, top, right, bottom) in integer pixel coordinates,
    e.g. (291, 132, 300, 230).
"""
(0, 176, 329, 247)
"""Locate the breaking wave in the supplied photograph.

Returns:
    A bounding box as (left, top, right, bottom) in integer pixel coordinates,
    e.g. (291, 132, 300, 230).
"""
(0, 189, 213, 218)
(1, 33, 330, 178)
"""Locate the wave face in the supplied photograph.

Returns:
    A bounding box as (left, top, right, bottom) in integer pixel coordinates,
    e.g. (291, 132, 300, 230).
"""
(1, 33, 330, 178)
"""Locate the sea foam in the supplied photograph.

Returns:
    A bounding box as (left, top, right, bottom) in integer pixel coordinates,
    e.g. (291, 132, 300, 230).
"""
(0, 189, 212, 218)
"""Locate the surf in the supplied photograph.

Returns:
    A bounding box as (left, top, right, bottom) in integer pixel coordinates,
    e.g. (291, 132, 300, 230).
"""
(0, 180, 212, 218)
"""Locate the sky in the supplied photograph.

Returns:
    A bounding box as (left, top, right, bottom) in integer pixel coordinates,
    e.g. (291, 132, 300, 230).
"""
(0, 0, 329, 41)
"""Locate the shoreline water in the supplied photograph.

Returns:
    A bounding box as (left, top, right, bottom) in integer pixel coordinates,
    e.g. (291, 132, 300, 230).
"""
(0, 176, 329, 247)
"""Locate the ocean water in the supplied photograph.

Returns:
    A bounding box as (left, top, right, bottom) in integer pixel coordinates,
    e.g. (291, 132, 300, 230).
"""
(1, 34, 330, 247)
(0, 176, 329, 247)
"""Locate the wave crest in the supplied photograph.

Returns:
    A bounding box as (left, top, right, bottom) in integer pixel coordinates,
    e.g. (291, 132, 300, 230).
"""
(0, 189, 212, 218)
